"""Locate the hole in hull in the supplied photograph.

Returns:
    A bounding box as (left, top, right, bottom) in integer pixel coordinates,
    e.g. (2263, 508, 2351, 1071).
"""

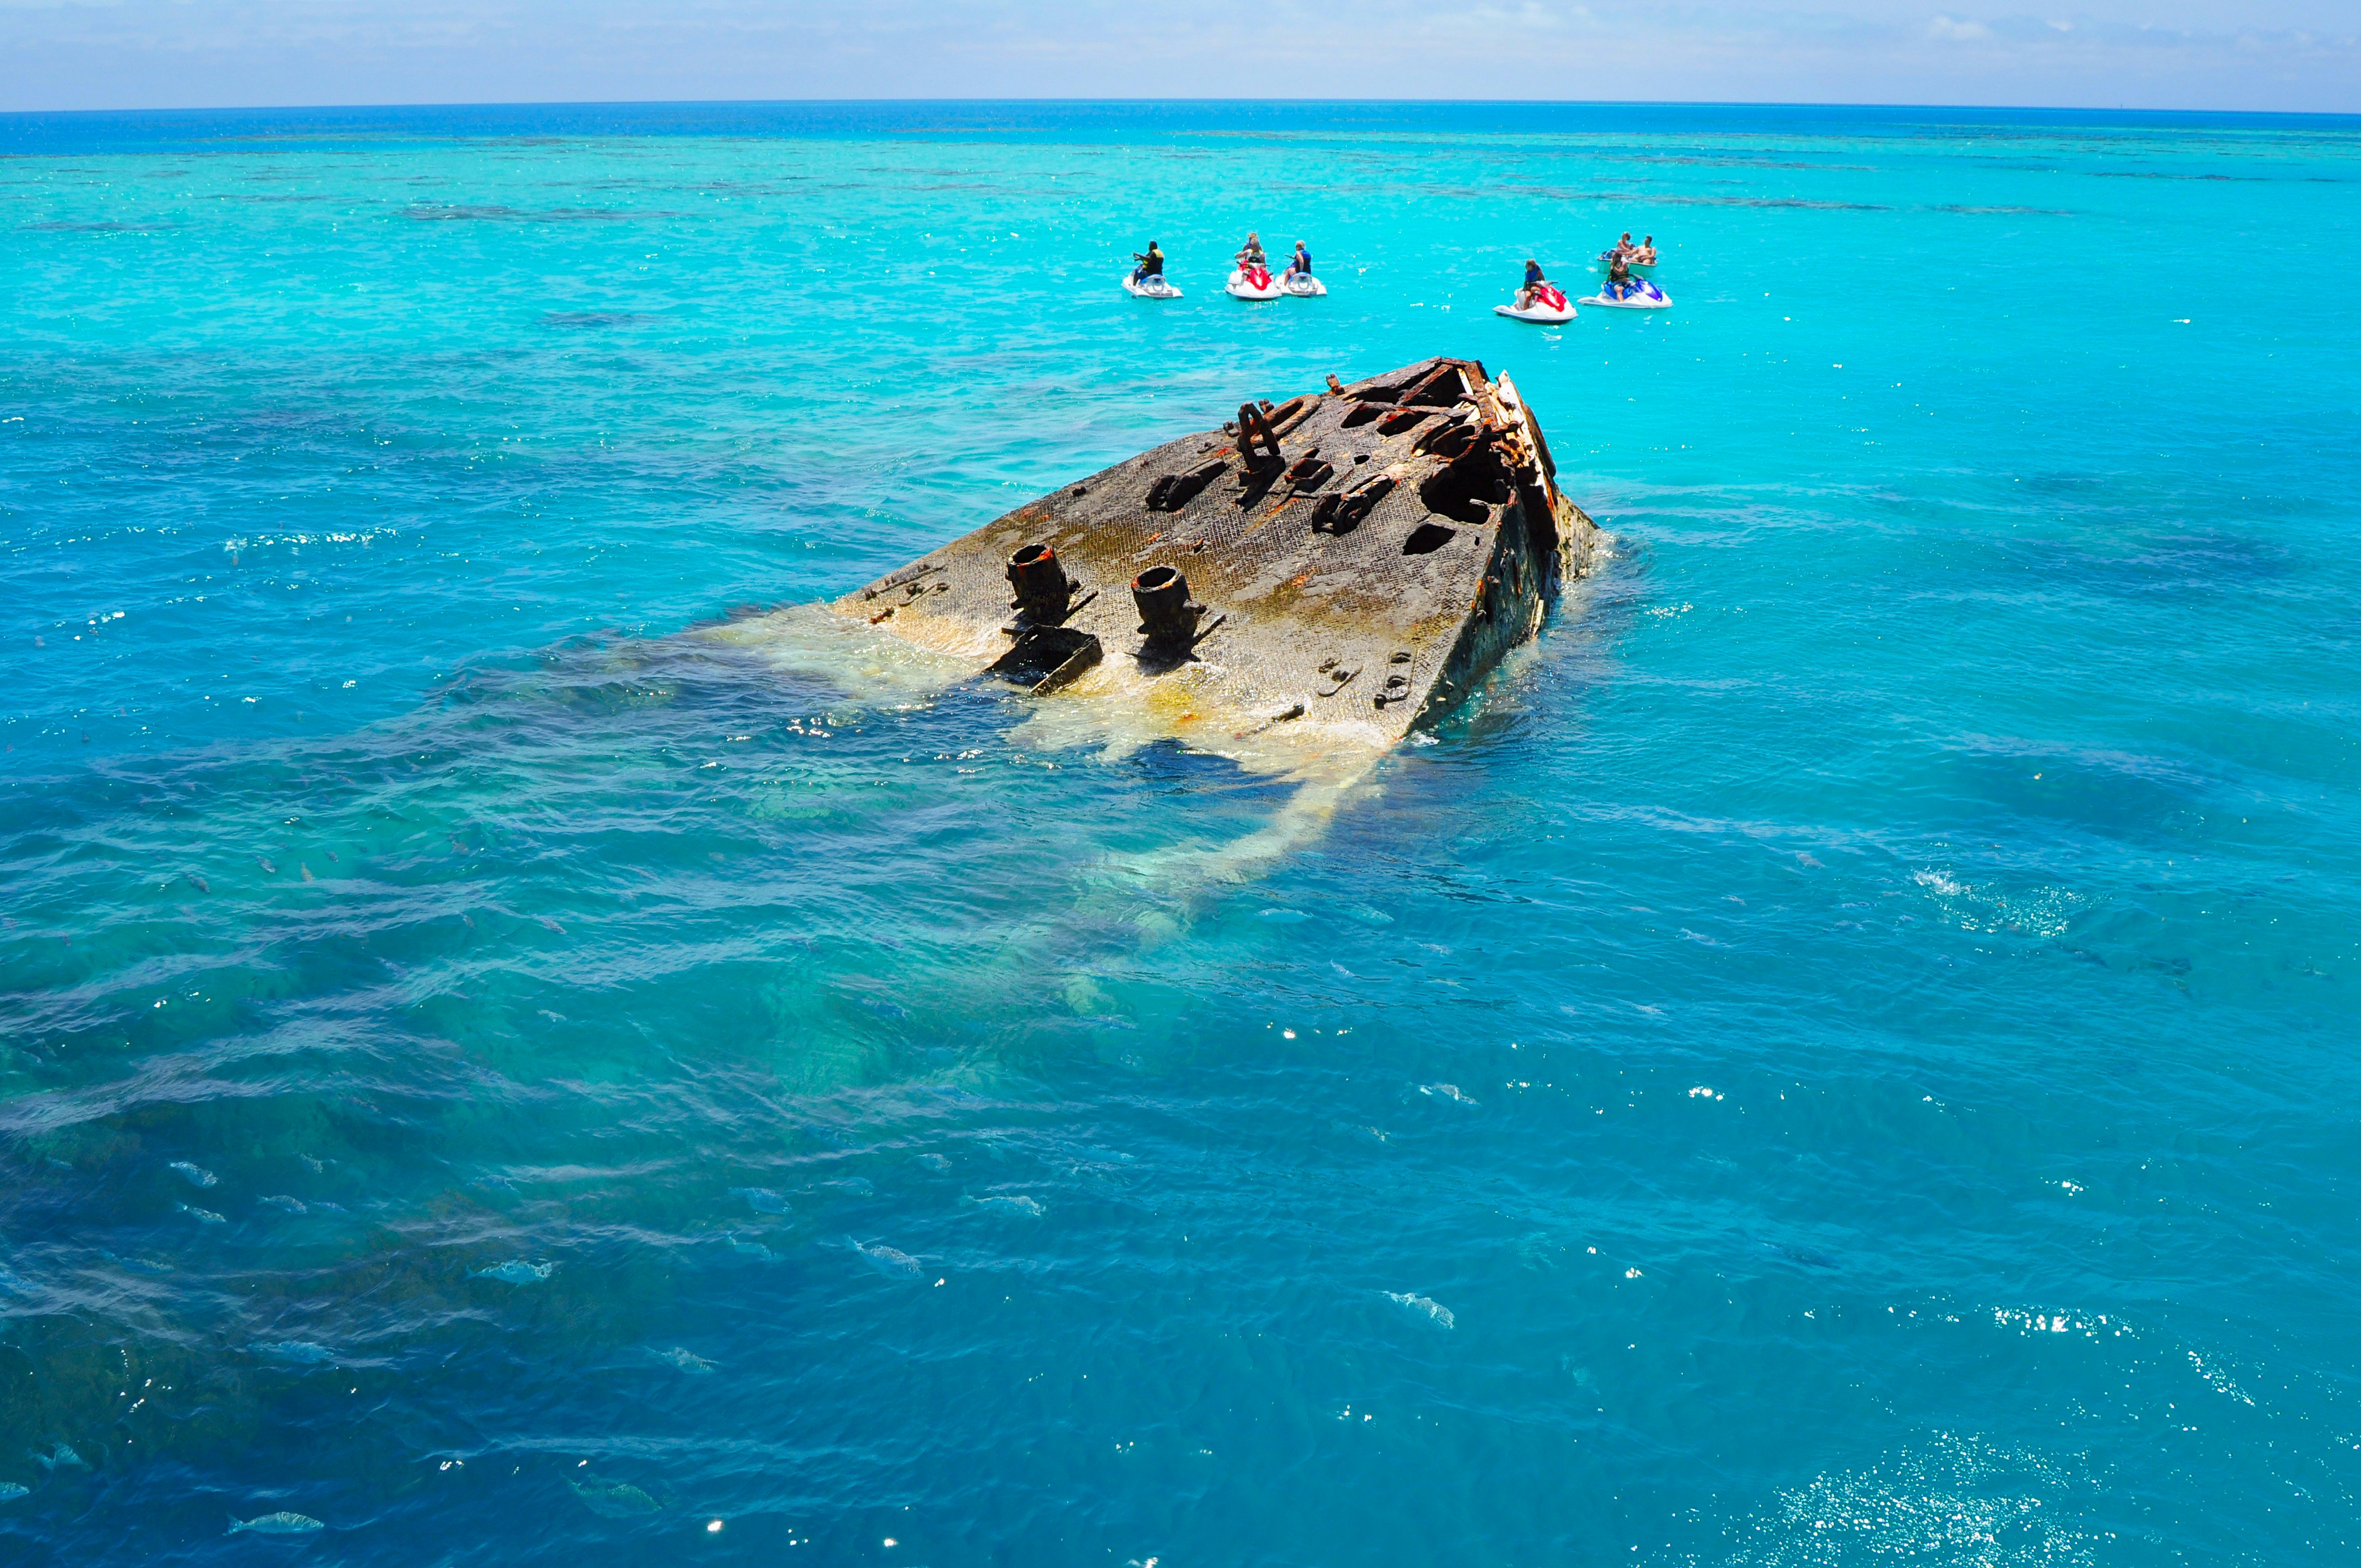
(1418, 447, 1510, 525)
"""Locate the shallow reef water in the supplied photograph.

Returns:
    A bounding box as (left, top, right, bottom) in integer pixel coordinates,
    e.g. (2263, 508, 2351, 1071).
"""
(1, 102, 2357, 1565)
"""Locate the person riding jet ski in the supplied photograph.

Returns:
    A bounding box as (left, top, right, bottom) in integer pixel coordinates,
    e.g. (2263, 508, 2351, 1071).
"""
(1287, 240, 1312, 278)
(1516, 258, 1549, 309)
(1130, 241, 1165, 285)
(1237, 231, 1267, 270)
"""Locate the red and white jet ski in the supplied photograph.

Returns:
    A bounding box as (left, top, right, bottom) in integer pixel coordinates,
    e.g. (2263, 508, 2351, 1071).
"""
(1494, 282, 1577, 324)
(1226, 265, 1285, 301)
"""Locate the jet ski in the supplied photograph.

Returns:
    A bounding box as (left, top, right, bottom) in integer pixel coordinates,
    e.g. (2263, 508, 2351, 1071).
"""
(1225, 265, 1285, 302)
(1494, 282, 1577, 324)
(1123, 271, 1183, 300)
(1581, 279, 1672, 309)
(1279, 270, 1326, 298)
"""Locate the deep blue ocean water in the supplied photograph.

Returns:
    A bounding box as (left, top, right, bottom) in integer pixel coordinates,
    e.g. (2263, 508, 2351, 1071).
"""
(2, 100, 2357, 1565)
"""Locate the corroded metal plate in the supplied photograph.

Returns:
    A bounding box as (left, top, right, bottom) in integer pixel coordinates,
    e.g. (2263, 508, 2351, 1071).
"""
(833, 358, 1600, 752)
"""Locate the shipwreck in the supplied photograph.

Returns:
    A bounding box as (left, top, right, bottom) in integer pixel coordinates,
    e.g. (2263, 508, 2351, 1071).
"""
(832, 357, 1601, 750)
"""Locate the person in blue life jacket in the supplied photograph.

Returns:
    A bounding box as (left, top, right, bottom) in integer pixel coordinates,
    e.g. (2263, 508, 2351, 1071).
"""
(1516, 258, 1548, 309)
(1288, 241, 1312, 277)
(1130, 241, 1165, 285)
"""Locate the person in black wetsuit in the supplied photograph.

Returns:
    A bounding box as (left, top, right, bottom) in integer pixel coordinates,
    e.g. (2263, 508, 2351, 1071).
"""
(1130, 241, 1165, 286)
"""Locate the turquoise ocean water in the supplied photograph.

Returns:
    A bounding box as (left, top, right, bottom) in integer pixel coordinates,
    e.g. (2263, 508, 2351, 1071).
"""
(2, 101, 2357, 1564)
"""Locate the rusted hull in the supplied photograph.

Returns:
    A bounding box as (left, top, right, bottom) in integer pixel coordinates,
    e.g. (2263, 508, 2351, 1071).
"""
(832, 358, 1600, 751)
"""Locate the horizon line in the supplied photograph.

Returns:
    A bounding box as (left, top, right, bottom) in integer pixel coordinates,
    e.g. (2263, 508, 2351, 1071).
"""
(6, 95, 2358, 124)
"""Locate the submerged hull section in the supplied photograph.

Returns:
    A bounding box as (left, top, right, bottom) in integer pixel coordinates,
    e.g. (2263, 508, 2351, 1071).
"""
(831, 358, 1600, 751)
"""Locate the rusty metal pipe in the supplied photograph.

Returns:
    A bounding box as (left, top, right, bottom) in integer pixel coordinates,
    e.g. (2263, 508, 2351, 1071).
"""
(1131, 565, 1202, 644)
(1006, 542, 1071, 620)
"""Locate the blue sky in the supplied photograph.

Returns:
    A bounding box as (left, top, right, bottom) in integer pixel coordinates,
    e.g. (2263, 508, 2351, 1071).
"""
(0, 0, 2354, 114)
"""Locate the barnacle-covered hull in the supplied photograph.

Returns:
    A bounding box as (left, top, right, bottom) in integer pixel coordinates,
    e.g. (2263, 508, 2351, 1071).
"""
(831, 358, 1599, 751)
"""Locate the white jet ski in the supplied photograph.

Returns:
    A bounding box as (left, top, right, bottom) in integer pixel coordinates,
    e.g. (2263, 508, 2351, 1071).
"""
(1494, 282, 1577, 324)
(1581, 279, 1672, 310)
(1123, 271, 1183, 300)
(1225, 265, 1285, 302)
(1279, 270, 1327, 298)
